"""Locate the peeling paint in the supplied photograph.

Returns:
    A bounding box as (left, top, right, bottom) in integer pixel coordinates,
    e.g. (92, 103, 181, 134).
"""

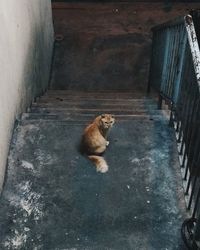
(184, 15, 200, 90)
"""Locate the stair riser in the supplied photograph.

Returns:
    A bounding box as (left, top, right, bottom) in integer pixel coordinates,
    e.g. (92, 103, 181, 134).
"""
(33, 102, 157, 107)
(35, 99, 157, 105)
(22, 111, 166, 121)
(31, 106, 158, 113)
(45, 91, 141, 96)
(38, 97, 157, 103)
(29, 109, 163, 116)
(21, 118, 168, 127)
(32, 100, 158, 106)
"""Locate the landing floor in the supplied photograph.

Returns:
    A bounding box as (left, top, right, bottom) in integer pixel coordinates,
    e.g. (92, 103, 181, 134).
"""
(0, 116, 187, 249)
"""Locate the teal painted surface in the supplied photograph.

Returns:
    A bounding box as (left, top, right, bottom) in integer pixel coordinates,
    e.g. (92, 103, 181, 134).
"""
(149, 16, 198, 105)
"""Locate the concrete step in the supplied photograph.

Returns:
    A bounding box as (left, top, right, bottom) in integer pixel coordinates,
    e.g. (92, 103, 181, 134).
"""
(38, 96, 158, 104)
(33, 100, 157, 107)
(20, 116, 169, 127)
(35, 97, 157, 105)
(27, 91, 169, 126)
(42, 92, 158, 102)
(22, 111, 168, 122)
(33, 94, 161, 115)
(45, 90, 150, 97)
(30, 105, 159, 114)
(26, 110, 165, 117)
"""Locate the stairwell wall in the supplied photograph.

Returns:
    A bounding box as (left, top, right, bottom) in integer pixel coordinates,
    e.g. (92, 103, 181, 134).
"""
(0, 0, 54, 192)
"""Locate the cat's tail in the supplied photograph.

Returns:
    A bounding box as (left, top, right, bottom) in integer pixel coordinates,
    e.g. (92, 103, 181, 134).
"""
(88, 155, 108, 173)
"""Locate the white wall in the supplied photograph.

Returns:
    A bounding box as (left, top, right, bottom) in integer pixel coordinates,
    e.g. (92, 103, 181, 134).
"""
(0, 0, 54, 191)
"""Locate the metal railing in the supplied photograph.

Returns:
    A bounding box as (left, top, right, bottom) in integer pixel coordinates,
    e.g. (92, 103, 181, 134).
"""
(148, 13, 200, 250)
(148, 16, 188, 106)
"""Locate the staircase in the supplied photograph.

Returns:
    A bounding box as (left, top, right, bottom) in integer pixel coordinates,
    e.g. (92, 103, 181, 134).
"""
(0, 90, 187, 250)
(28, 90, 164, 121)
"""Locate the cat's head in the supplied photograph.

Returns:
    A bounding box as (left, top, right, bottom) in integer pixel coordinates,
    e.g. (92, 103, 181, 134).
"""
(99, 114, 115, 129)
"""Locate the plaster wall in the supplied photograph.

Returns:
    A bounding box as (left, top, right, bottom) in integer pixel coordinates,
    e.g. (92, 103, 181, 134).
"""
(0, 0, 54, 191)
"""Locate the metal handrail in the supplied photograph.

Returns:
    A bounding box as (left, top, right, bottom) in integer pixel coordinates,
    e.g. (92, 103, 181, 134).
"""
(148, 16, 187, 105)
(185, 15, 200, 90)
(148, 15, 200, 103)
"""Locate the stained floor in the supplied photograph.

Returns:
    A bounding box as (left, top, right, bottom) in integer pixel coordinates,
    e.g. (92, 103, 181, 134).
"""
(0, 91, 187, 250)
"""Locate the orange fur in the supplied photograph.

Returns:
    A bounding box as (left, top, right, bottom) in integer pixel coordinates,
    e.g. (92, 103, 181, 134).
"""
(81, 114, 115, 173)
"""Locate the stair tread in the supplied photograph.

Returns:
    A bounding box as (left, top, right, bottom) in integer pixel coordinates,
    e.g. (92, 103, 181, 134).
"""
(34, 101, 157, 106)
(22, 111, 169, 122)
(46, 90, 146, 94)
(44, 91, 157, 99)
(21, 116, 169, 126)
(35, 97, 157, 101)
(31, 106, 158, 112)
(39, 97, 157, 103)
(33, 98, 159, 109)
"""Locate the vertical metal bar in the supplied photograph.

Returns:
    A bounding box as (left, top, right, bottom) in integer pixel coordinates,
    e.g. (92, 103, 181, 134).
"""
(186, 107, 200, 207)
(194, 212, 200, 246)
(168, 25, 180, 99)
(182, 69, 198, 181)
(192, 185, 200, 219)
(187, 156, 200, 211)
(160, 28, 170, 94)
(177, 49, 193, 156)
(176, 120, 180, 132)
(147, 32, 156, 94)
(173, 26, 188, 104)
(164, 27, 175, 98)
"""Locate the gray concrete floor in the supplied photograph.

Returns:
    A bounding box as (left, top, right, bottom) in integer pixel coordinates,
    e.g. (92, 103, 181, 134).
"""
(0, 111, 187, 249)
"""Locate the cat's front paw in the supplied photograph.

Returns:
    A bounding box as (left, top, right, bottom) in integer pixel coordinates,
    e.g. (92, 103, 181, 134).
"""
(106, 141, 109, 146)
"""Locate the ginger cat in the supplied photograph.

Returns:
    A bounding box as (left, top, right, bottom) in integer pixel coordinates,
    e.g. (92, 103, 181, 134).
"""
(81, 114, 115, 173)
